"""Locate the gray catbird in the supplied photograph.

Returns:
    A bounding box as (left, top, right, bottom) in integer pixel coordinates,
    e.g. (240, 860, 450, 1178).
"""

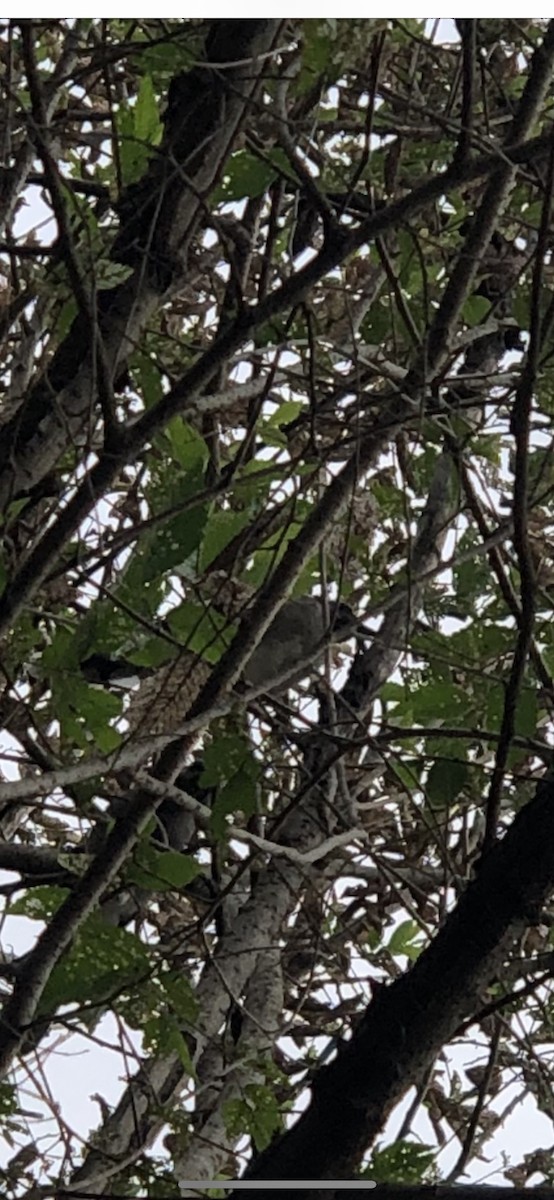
(242, 597, 355, 689)
(81, 597, 357, 694)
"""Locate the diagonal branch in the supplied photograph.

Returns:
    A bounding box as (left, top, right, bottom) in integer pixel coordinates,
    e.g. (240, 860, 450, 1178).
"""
(0, 19, 284, 512)
(240, 767, 554, 1189)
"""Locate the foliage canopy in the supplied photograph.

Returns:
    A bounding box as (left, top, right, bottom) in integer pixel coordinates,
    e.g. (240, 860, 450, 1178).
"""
(1, 15, 554, 1197)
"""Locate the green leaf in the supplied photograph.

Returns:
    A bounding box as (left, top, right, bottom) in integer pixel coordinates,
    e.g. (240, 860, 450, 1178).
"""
(143, 1012, 195, 1072)
(9, 886, 69, 919)
(263, 401, 305, 448)
(118, 969, 198, 1057)
(127, 637, 175, 669)
(39, 916, 150, 1016)
(485, 682, 505, 728)
(141, 40, 196, 77)
(127, 844, 201, 891)
(124, 502, 209, 585)
(426, 757, 468, 809)
(165, 417, 209, 471)
(114, 436, 211, 584)
(202, 733, 258, 787)
(168, 600, 234, 663)
(119, 74, 162, 185)
(265, 399, 304, 428)
(44, 646, 123, 750)
(389, 758, 421, 791)
(462, 294, 491, 326)
(234, 458, 279, 504)
(244, 514, 307, 588)
(224, 1082, 282, 1151)
(513, 289, 531, 331)
(514, 687, 538, 738)
(455, 553, 493, 603)
(364, 926, 381, 952)
(132, 351, 164, 408)
(4, 497, 28, 524)
(0, 1082, 17, 1118)
(70, 684, 123, 752)
(303, 26, 334, 74)
(134, 73, 162, 145)
(202, 733, 260, 836)
(410, 680, 468, 724)
(94, 260, 134, 290)
(41, 627, 80, 673)
(368, 1139, 435, 1184)
(199, 508, 253, 571)
(118, 106, 137, 186)
(54, 296, 78, 340)
(161, 970, 199, 1023)
(387, 919, 424, 960)
(211, 769, 258, 837)
(212, 148, 289, 204)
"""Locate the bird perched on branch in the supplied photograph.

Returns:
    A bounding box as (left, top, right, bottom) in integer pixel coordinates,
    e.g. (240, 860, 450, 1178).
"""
(81, 595, 359, 736)
(79, 596, 360, 926)
(240, 597, 356, 689)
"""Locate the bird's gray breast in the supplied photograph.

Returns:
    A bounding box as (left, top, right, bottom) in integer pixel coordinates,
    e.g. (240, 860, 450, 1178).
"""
(243, 599, 325, 690)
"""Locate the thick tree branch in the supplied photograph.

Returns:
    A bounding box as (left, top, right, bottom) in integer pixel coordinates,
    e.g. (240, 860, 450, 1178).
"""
(239, 769, 554, 1189)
